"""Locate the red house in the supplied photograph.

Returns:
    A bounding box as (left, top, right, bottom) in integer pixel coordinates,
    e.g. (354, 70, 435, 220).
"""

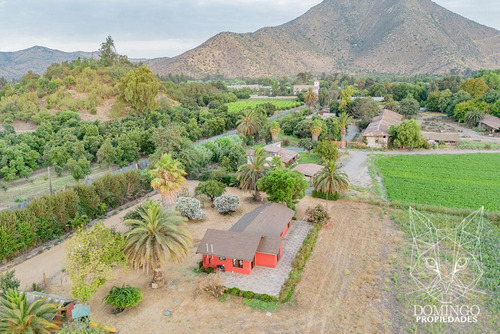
(196, 203, 295, 275)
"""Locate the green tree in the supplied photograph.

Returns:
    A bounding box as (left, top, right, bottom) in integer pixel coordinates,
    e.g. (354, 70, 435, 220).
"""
(269, 121, 281, 143)
(119, 65, 159, 112)
(123, 201, 192, 287)
(0, 289, 63, 333)
(388, 120, 427, 149)
(98, 35, 118, 67)
(310, 119, 323, 142)
(269, 155, 285, 170)
(66, 157, 91, 182)
(195, 180, 226, 201)
(257, 169, 308, 210)
(314, 140, 339, 162)
(237, 147, 269, 201)
(65, 223, 126, 301)
(150, 153, 186, 205)
(298, 138, 314, 157)
(304, 88, 318, 113)
(339, 86, 355, 112)
(399, 95, 420, 116)
(461, 78, 489, 99)
(97, 138, 119, 169)
(336, 112, 352, 148)
(313, 160, 349, 197)
(236, 109, 262, 136)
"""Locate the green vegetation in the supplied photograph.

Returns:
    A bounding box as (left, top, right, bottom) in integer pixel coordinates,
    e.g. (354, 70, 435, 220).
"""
(104, 285, 143, 312)
(225, 99, 302, 114)
(0, 270, 20, 295)
(242, 298, 280, 311)
(374, 154, 500, 211)
(257, 169, 308, 210)
(0, 169, 151, 261)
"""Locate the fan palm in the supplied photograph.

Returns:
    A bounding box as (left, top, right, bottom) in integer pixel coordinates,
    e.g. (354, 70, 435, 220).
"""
(237, 147, 269, 201)
(337, 112, 353, 148)
(310, 119, 323, 141)
(464, 109, 484, 127)
(124, 200, 192, 287)
(304, 88, 318, 114)
(269, 121, 281, 143)
(150, 153, 186, 205)
(236, 109, 262, 136)
(0, 289, 63, 334)
(313, 160, 349, 196)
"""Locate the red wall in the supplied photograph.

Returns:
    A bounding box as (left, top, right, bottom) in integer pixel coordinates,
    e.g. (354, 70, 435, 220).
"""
(255, 252, 277, 267)
(202, 255, 252, 274)
(280, 219, 292, 238)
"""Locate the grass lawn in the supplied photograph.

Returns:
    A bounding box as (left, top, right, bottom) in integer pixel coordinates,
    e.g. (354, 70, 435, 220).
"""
(298, 152, 320, 164)
(225, 99, 303, 113)
(374, 153, 500, 212)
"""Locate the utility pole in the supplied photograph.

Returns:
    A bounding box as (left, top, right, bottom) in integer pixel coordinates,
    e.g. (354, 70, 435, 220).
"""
(48, 166, 53, 195)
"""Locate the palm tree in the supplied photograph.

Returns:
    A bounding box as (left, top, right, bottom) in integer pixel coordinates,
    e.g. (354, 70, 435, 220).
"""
(0, 289, 63, 333)
(464, 109, 484, 127)
(310, 119, 323, 142)
(236, 109, 262, 137)
(269, 121, 281, 143)
(304, 88, 318, 114)
(124, 200, 193, 288)
(237, 147, 269, 201)
(337, 112, 353, 148)
(313, 160, 349, 197)
(150, 153, 186, 205)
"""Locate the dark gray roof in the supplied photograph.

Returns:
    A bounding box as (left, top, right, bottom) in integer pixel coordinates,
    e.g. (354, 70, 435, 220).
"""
(257, 236, 282, 255)
(229, 202, 295, 238)
(196, 229, 261, 261)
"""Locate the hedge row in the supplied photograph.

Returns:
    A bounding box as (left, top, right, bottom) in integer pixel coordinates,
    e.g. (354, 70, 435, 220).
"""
(224, 287, 279, 303)
(311, 190, 340, 201)
(0, 170, 152, 261)
(279, 223, 321, 302)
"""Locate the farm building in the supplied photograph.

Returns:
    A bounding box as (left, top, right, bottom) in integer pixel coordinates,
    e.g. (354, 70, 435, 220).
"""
(197, 203, 295, 275)
(361, 109, 404, 148)
(293, 80, 320, 95)
(422, 132, 460, 145)
(306, 113, 336, 121)
(478, 114, 500, 133)
(25, 291, 77, 322)
(246, 142, 299, 166)
(293, 163, 324, 185)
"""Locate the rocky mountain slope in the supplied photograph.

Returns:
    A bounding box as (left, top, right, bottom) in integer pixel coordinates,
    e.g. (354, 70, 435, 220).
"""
(148, 0, 500, 78)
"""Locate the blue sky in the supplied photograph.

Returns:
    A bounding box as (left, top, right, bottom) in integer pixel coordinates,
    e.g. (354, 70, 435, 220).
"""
(0, 0, 498, 58)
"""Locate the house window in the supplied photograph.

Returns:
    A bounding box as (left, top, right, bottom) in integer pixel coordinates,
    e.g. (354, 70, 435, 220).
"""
(232, 259, 244, 268)
(219, 257, 226, 261)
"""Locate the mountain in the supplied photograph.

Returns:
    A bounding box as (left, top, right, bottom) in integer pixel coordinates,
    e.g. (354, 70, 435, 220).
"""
(0, 46, 95, 80)
(147, 0, 500, 78)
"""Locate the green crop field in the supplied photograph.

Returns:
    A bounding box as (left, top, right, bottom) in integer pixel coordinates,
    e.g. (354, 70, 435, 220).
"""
(374, 153, 500, 211)
(225, 99, 303, 113)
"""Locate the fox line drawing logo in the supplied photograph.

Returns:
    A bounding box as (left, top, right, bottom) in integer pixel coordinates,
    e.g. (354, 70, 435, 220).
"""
(409, 207, 484, 304)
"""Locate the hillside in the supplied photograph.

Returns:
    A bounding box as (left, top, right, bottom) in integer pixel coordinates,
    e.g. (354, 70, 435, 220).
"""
(0, 46, 95, 79)
(147, 0, 500, 78)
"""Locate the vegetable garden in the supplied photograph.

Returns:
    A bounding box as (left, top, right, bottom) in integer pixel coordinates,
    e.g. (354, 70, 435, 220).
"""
(225, 99, 303, 113)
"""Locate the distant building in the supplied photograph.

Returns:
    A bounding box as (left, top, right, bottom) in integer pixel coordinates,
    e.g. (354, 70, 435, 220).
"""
(478, 114, 500, 133)
(292, 163, 324, 185)
(246, 142, 299, 166)
(306, 112, 336, 121)
(361, 109, 404, 148)
(293, 80, 320, 95)
(422, 132, 460, 145)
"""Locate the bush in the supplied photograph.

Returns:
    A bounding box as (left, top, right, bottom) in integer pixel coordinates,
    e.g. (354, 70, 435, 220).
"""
(305, 204, 331, 225)
(213, 194, 240, 214)
(281, 138, 290, 147)
(195, 180, 226, 201)
(175, 197, 206, 220)
(0, 270, 20, 295)
(242, 291, 254, 299)
(311, 189, 340, 201)
(198, 273, 225, 298)
(104, 285, 142, 312)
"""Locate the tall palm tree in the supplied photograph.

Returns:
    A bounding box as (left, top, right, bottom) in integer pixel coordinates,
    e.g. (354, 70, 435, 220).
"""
(150, 153, 186, 205)
(124, 200, 192, 288)
(0, 289, 63, 333)
(310, 119, 323, 142)
(237, 147, 269, 201)
(337, 112, 353, 148)
(304, 88, 318, 114)
(313, 160, 349, 197)
(236, 109, 262, 137)
(269, 121, 281, 142)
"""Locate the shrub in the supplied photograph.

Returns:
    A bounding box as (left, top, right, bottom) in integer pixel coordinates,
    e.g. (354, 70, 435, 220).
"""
(260, 294, 273, 302)
(242, 298, 280, 311)
(175, 197, 206, 220)
(0, 270, 20, 295)
(195, 180, 226, 201)
(281, 138, 290, 147)
(311, 189, 340, 201)
(198, 273, 225, 298)
(305, 204, 331, 225)
(213, 194, 240, 214)
(103, 285, 142, 312)
(242, 291, 254, 299)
